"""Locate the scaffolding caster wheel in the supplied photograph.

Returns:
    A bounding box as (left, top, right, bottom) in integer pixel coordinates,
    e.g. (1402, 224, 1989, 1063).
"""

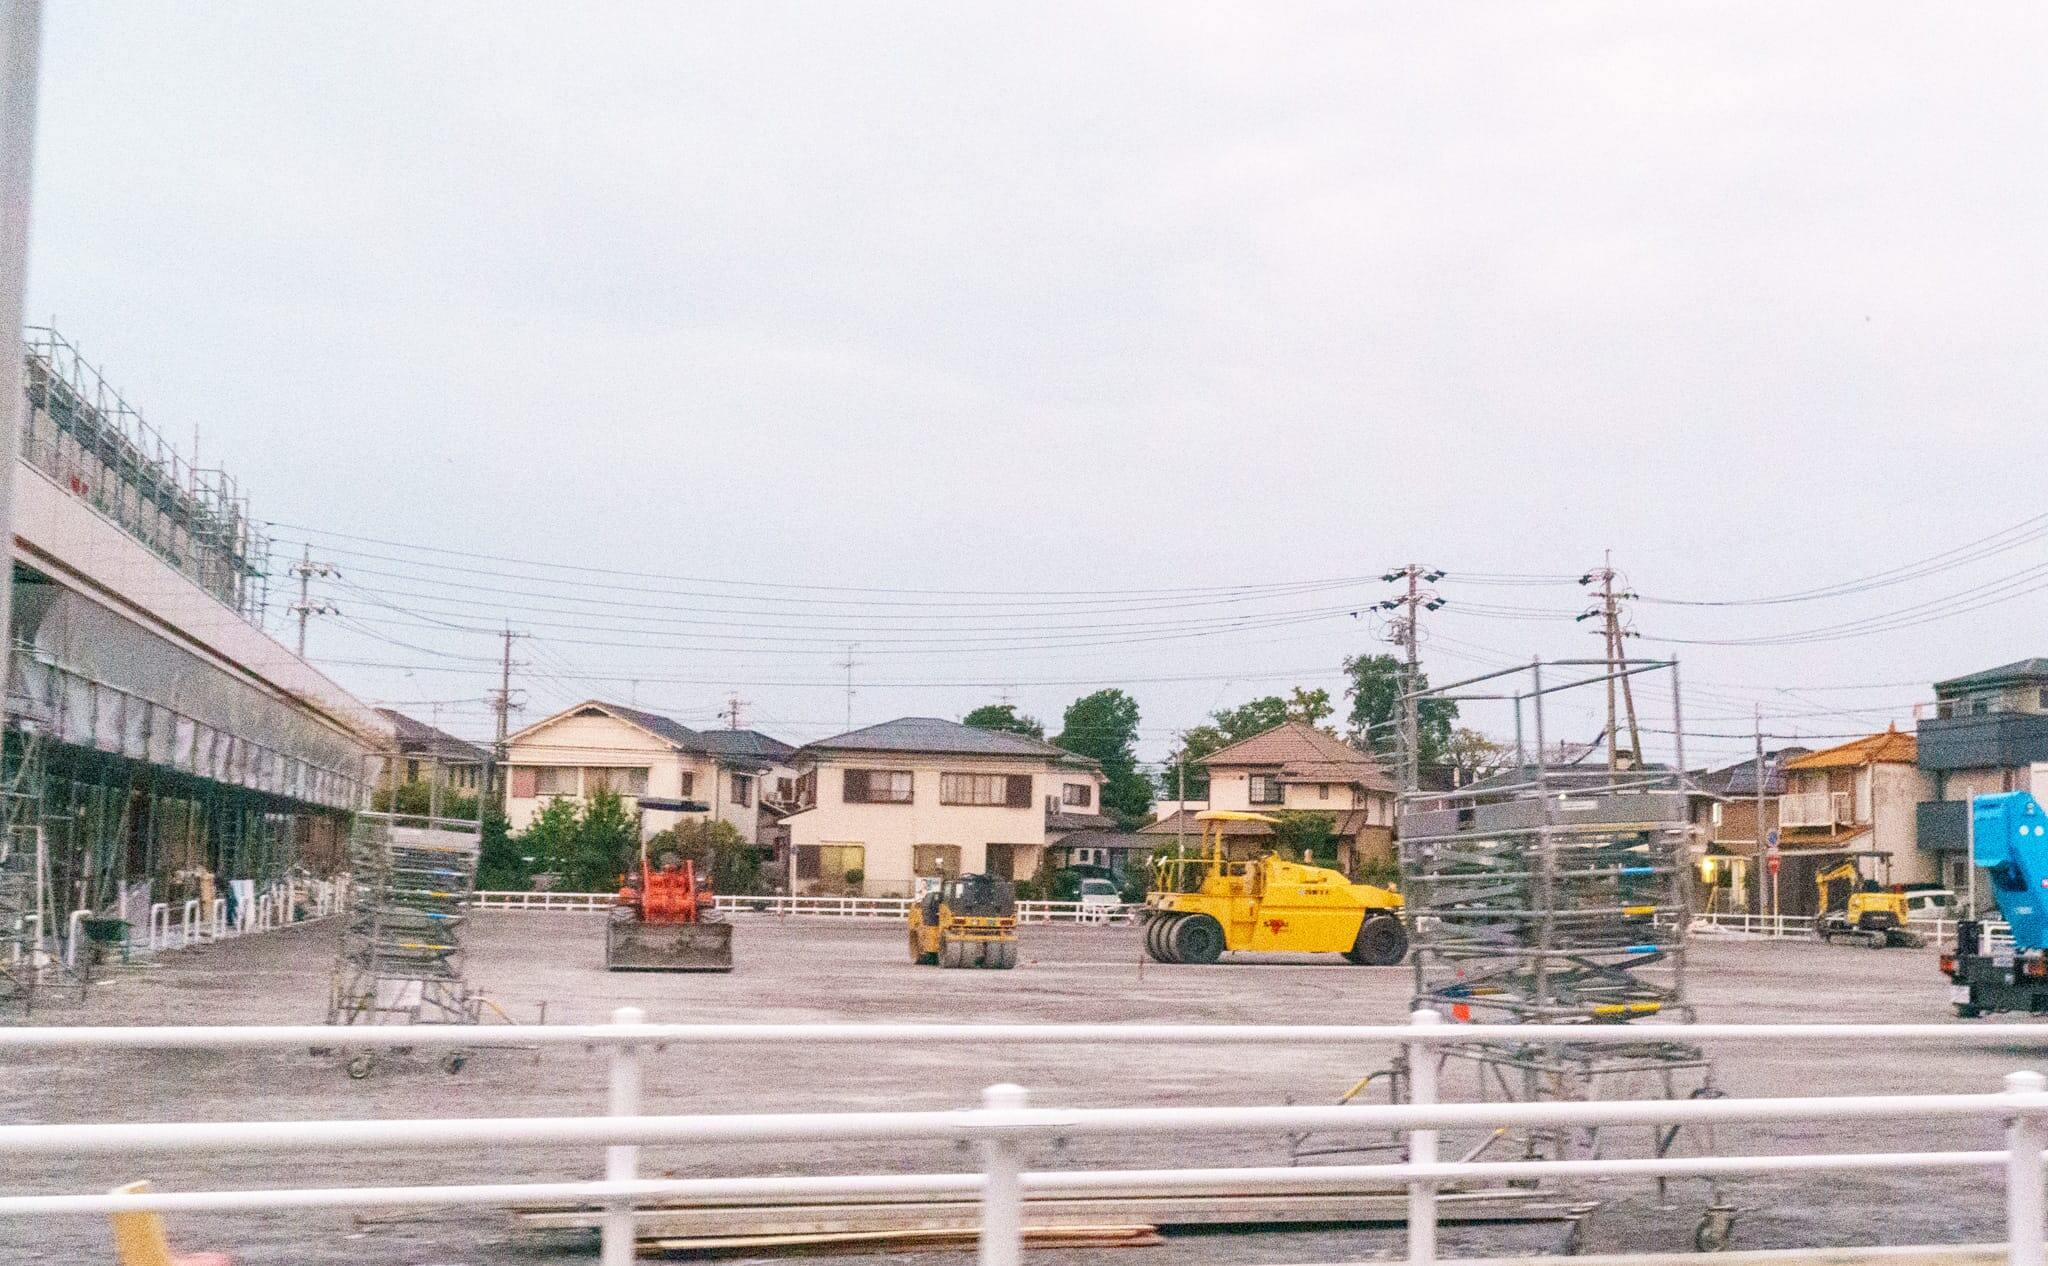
(1694, 1208, 1736, 1252)
(345, 1053, 375, 1080)
(440, 1051, 468, 1075)
(1560, 1215, 1588, 1256)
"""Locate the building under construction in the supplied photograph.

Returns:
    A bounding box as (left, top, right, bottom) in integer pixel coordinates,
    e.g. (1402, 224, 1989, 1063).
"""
(2, 328, 387, 1009)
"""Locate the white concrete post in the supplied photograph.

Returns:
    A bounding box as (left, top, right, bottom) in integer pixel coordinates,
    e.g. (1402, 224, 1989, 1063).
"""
(210, 898, 226, 940)
(602, 1005, 646, 1266)
(2007, 1070, 2046, 1266)
(978, 1083, 1027, 1266)
(147, 902, 167, 951)
(181, 900, 198, 949)
(62, 907, 84, 968)
(1407, 1007, 1442, 1266)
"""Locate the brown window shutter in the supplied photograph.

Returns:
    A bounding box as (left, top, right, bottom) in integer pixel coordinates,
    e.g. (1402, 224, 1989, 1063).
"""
(678, 771, 694, 797)
(844, 769, 869, 803)
(1006, 775, 1032, 808)
(510, 767, 536, 799)
(795, 845, 820, 879)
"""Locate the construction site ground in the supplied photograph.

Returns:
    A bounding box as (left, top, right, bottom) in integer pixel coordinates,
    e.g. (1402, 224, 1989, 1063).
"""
(0, 913, 2036, 1265)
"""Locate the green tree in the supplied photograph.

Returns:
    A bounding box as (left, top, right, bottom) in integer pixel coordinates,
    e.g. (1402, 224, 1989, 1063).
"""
(1158, 687, 1334, 799)
(1441, 726, 1514, 786)
(474, 805, 530, 891)
(372, 779, 480, 822)
(1267, 810, 1340, 868)
(645, 818, 763, 895)
(519, 790, 641, 892)
(962, 703, 1045, 740)
(1344, 653, 1457, 773)
(1053, 689, 1152, 826)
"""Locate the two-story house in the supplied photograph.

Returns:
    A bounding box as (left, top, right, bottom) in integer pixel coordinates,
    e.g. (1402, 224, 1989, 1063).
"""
(1138, 721, 1398, 872)
(502, 701, 796, 844)
(1686, 748, 1807, 914)
(781, 717, 1104, 896)
(1917, 658, 2048, 902)
(1774, 727, 1933, 916)
(374, 707, 487, 797)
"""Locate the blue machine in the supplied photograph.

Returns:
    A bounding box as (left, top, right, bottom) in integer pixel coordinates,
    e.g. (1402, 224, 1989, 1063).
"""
(1973, 791, 2048, 949)
(1947, 791, 2048, 1016)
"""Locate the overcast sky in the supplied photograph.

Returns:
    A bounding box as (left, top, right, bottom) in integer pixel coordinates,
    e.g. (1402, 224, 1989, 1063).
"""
(22, 2, 2048, 770)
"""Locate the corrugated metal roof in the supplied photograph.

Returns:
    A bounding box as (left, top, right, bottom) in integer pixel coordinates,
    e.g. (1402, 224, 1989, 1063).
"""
(1935, 658, 2048, 694)
(1783, 727, 1916, 770)
(802, 716, 1098, 764)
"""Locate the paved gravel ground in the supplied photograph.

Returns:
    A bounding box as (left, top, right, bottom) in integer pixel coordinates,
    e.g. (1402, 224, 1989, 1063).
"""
(1, 912, 2041, 1265)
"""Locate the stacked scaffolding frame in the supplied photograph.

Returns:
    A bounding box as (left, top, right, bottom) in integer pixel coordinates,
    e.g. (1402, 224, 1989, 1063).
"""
(1293, 659, 1733, 1253)
(328, 811, 482, 1075)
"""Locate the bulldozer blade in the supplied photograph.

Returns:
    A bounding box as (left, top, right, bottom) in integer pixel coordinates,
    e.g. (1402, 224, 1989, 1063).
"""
(606, 919, 734, 972)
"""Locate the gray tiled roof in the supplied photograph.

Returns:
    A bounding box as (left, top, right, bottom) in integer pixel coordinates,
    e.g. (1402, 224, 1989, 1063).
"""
(600, 702, 703, 749)
(802, 716, 1098, 765)
(693, 728, 798, 766)
(1694, 749, 1810, 797)
(375, 708, 487, 763)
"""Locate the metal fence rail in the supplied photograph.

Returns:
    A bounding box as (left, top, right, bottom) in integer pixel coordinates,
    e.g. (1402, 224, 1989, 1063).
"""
(5, 1014, 2048, 1266)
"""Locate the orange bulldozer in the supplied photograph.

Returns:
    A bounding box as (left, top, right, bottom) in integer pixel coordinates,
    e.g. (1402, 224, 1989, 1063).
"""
(605, 841, 734, 972)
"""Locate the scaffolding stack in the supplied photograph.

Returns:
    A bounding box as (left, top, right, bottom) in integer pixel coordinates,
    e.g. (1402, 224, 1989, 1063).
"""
(1397, 658, 1730, 1252)
(327, 811, 482, 1076)
(0, 730, 41, 1017)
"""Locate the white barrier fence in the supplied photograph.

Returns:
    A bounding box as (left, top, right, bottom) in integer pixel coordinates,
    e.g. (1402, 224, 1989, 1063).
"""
(1683, 910, 2006, 949)
(472, 890, 1137, 924)
(3, 1013, 2048, 1266)
(32, 877, 353, 972)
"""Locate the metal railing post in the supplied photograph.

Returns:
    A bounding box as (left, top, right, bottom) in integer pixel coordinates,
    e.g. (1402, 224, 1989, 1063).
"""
(603, 1005, 646, 1266)
(2007, 1070, 2047, 1266)
(1407, 1006, 1441, 1265)
(62, 908, 85, 969)
(978, 1083, 1027, 1266)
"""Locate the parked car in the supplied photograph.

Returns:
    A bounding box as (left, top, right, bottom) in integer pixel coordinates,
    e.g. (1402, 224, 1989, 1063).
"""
(1077, 876, 1126, 921)
(1903, 888, 1957, 923)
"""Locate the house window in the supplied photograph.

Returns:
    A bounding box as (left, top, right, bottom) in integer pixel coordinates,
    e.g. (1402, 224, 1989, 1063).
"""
(796, 770, 816, 807)
(678, 771, 695, 798)
(585, 767, 649, 797)
(405, 759, 421, 782)
(1249, 774, 1283, 805)
(1318, 783, 1330, 800)
(819, 843, 865, 890)
(776, 776, 795, 802)
(845, 769, 913, 804)
(2039, 687, 2048, 710)
(509, 767, 538, 799)
(1711, 802, 1724, 827)
(941, 773, 1031, 807)
(533, 766, 577, 796)
(913, 844, 962, 877)
(731, 773, 753, 807)
(1061, 782, 1093, 808)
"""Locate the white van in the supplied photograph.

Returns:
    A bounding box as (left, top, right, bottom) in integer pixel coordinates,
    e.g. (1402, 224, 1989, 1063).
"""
(1903, 889, 1956, 923)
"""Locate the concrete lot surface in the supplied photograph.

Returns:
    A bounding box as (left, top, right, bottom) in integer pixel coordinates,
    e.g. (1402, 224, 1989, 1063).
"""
(1, 912, 2042, 1265)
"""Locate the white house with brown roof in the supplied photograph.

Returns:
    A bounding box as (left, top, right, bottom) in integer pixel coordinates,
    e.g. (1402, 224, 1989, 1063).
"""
(503, 701, 796, 844)
(782, 717, 1105, 897)
(1773, 726, 1935, 913)
(1141, 721, 1398, 871)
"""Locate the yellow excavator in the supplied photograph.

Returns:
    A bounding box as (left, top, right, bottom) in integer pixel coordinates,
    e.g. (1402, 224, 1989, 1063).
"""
(1143, 810, 1407, 965)
(1815, 851, 1921, 949)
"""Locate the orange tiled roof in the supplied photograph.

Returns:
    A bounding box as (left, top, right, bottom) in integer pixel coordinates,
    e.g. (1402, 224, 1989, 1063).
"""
(1781, 726, 1916, 770)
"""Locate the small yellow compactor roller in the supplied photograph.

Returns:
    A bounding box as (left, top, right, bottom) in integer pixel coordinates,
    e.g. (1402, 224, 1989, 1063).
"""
(908, 872, 1019, 969)
(1144, 810, 1407, 965)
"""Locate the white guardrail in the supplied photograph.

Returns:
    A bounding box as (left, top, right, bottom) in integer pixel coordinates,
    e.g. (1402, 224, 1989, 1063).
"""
(472, 890, 1137, 923)
(1682, 911, 2007, 948)
(27, 877, 354, 972)
(4, 1013, 2048, 1266)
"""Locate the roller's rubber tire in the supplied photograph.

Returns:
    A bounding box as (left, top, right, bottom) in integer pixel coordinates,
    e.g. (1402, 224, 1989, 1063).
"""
(1145, 913, 1181, 963)
(1344, 914, 1409, 966)
(1171, 913, 1225, 965)
(969, 941, 989, 968)
(940, 938, 966, 969)
(992, 940, 1017, 969)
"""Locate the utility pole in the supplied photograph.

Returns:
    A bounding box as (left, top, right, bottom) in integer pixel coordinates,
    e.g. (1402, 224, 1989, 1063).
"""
(1371, 565, 1445, 792)
(839, 644, 858, 730)
(1754, 704, 1771, 922)
(287, 544, 339, 658)
(721, 693, 748, 730)
(0, 0, 42, 746)
(483, 627, 524, 810)
(1578, 553, 1642, 774)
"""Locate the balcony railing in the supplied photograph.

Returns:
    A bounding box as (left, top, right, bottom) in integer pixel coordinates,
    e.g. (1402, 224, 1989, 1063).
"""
(1779, 790, 1853, 829)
